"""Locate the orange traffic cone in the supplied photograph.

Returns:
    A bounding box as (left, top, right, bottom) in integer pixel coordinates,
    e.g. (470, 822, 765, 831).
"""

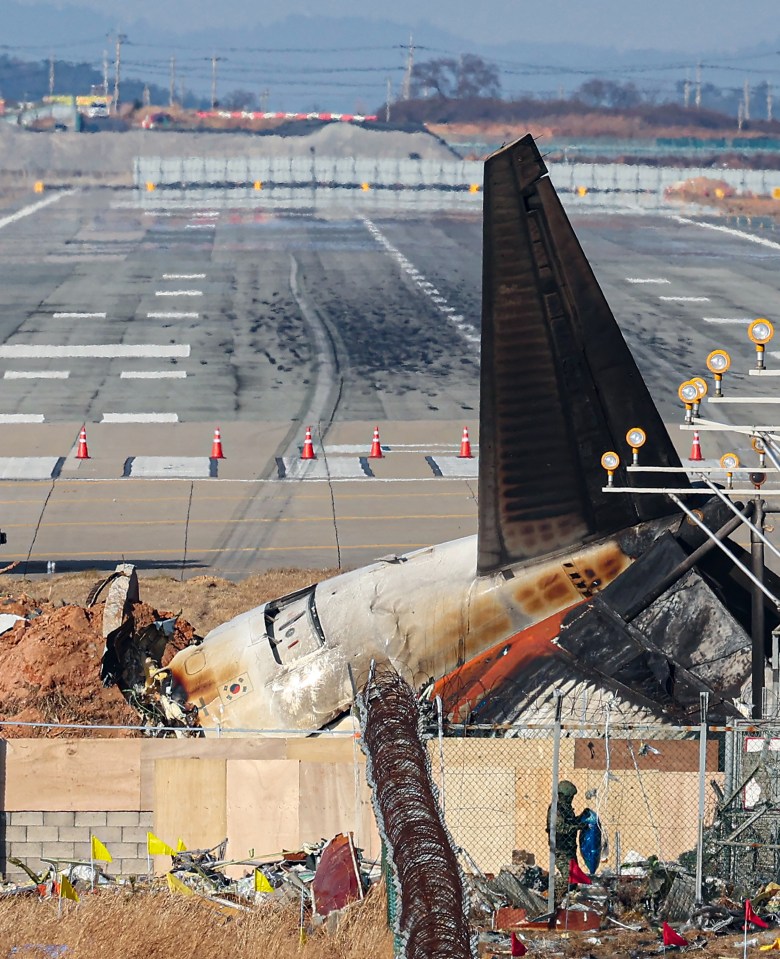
(368, 426, 383, 459)
(210, 427, 225, 459)
(75, 425, 90, 460)
(689, 431, 704, 462)
(301, 426, 316, 460)
(458, 427, 473, 459)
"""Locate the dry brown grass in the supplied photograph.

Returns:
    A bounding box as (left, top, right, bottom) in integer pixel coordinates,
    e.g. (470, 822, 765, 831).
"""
(0, 568, 341, 636)
(0, 885, 393, 959)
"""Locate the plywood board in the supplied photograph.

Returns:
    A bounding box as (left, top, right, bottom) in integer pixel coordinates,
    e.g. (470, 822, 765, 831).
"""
(299, 762, 380, 859)
(574, 738, 718, 772)
(3, 740, 141, 811)
(285, 738, 361, 764)
(154, 758, 226, 873)
(140, 738, 287, 808)
(224, 759, 300, 878)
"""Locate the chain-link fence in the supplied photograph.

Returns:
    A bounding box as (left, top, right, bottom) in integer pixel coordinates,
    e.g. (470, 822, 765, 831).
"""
(426, 717, 780, 901)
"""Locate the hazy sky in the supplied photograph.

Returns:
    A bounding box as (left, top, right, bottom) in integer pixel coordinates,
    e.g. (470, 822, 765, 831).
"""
(17, 0, 780, 51)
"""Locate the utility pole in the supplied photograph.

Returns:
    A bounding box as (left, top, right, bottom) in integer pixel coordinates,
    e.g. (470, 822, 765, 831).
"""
(401, 33, 414, 101)
(48, 54, 55, 97)
(169, 55, 176, 108)
(752, 497, 766, 719)
(738, 100, 744, 131)
(208, 55, 224, 110)
(744, 79, 751, 122)
(768, 82, 773, 122)
(683, 72, 690, 108)
(112, 32, 127, 114)
(260, 88, 269, 112)
(385, 76, 392, 123)
(695, 60, 702, 109)
(102, 49, 109, 97)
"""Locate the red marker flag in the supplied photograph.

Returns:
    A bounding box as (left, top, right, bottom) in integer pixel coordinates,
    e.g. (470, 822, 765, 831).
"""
(662, 921, 688, 947)
(568, 858, 592, 885)
(746, 900, 770, 929)
(510, 933, 527, 957)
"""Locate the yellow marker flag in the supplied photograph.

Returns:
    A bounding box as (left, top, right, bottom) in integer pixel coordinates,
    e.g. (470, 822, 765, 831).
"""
(59, 874, 79, 903)
(175, 838, 187, 852)
(91, 835, 112, 863)
(147, 832, 175, 856)
(166, 872, 194, 896)
(760, 939, 780, 952)
(254, 869, 273, 893)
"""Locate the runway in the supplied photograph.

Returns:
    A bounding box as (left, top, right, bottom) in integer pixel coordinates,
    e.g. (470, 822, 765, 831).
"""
(0, 185, 776, 576)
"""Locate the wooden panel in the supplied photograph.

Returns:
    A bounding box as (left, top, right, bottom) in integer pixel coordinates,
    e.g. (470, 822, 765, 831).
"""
(299, 763, 380, 859)
(140, 738, 287, 807)
(3, 740, 141, 811)
(224, 759, 300, 878)
(154, 759, 226, 873)
(574, 738, 718, 772)
(285, 738, 361, 763)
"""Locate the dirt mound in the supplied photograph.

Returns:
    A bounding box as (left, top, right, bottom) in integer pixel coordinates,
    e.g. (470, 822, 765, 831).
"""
(665, 176, 737, 201)
(0, 568, 336, 736)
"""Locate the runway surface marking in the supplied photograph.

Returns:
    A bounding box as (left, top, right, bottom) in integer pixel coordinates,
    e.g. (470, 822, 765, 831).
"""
(52, 312, 106, 319)
(0, 414, 45, 423)
(120, 371, 187, 379)
(0, 457, 61, 479)
(3, 544, 433, 559)
(671, 215, 780, 251)
(185, 224, 216, 230)
(659, 295, 711, 302)
(155, 290, 203, 297)
(0, 345, 191, 358)
(102, 413, 180, 423)
(162, 273, 206, 279)
(0, 191, 74, 231)
(362, 218, 481, 348)
(147, 311, 199, 319)
(427, 456, 479, 478)
(125, 457, 213, 478)
(5, 513, 474, 531)
(279, 458, 370, 480)
(4, 371, 69, 379)
(702, 317, 754, 324)
(193, 211, 220, 217)
(625, 277, 670, 284)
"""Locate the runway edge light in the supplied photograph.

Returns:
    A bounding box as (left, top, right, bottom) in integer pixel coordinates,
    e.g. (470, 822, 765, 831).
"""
(752, 435, 767, 468)
(601, 450, 620, 487)
(720, 451, 740, 490)
(677, 379, 699, 423)
(706, 349, 731, 396)
(748, 318, 774, 370)
(626, 427, 646, 466)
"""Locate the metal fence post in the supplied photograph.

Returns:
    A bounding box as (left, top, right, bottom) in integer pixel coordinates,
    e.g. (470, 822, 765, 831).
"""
(547, 689, 564, 912)
(695, 691, 709, 902)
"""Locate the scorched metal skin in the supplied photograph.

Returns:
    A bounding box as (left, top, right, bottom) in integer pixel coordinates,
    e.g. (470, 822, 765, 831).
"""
(157, 134, 772, 733)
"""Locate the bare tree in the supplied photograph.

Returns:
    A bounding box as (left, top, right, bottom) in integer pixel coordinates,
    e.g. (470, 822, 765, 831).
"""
(411, 55, 501, 100)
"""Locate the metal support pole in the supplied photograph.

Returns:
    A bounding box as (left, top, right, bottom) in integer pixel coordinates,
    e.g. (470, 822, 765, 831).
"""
(752, 497, 766, 719)
(772, 628, 780, 716)
(547, 689, 563, 916)
(695, 691, 709, 903)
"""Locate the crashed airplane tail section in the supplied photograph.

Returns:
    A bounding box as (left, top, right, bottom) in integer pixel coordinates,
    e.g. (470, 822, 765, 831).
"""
(478, 134, 686, 575)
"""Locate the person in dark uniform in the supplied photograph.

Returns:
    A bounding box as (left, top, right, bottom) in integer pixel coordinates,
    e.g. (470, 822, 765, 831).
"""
(546, 780, 586, 901)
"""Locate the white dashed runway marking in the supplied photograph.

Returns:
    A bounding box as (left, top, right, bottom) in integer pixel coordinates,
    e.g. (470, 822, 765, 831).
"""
(155, 290, 203, 297)
(277, 458, 371, 480)
(0, 345, 190, 358)
(120, 371, 187, 379)
(0, 414, 45, 423)
(52, 312, 107, 319)
(124, 457, 213, 478)
(162, 274, 206, 280)
(185, 224, 216, 230)
(102, 413, 180, 423)
(147, 312, 199, 319)
(426, 455, 479, 478)
(625, 277, 670, 284)
(4, 370, 69, 379)
(659, 296, 710, 302)
(363, 218, 480, 349)
(702, 317, 754, 325)
(0, 191, 74, 231)
(0, 457, 62, 479)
